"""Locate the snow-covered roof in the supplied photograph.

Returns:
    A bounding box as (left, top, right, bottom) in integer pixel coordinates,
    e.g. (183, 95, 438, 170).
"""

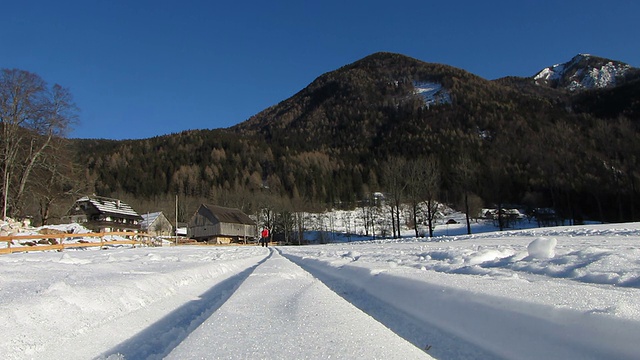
(140, 212, 164, 229)
(77, 196, 141, 218)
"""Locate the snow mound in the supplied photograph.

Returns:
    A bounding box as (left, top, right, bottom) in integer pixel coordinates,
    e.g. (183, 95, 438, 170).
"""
(527, 237, 557, 259)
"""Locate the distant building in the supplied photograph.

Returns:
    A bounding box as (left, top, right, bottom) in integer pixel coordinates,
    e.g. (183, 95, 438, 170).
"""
(64, 196, 143, 232)
(175, 223, 188, 237)
(140, 212, 173, 236)
(187, 204, 256, 244)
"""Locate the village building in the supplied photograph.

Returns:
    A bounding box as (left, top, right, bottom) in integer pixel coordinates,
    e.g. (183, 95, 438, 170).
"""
(140, 212, 173, 236)
(187, 204, 256, 244)
(64, 196, 143, 232)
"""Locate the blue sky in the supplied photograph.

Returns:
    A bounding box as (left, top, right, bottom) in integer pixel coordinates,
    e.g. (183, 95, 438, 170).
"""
(2, 0, 639, 140)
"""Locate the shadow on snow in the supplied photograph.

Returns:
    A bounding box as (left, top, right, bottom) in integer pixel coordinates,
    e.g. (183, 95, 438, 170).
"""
(98, 252, 272, 360)
(277, 249, 499, 360)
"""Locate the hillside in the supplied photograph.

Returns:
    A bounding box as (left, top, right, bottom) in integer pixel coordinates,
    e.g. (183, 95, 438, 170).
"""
(68, 52, 640, 226)
(232, 52, 566, 158)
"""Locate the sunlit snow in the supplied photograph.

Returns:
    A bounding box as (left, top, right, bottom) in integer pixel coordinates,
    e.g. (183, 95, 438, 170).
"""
(1, 215, 639, 359)
(413, 81, 451, 107)
(534, 54, 631, 90)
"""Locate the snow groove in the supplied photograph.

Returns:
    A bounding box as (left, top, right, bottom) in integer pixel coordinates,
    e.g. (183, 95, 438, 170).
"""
(279, 250, 497, 359)
(166, 248, 431, 359)
(281, 251, 640, 360)
(98, 254, 270, 360)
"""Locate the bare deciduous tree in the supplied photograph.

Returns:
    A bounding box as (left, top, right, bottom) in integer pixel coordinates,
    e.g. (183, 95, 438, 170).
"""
(0, 69, 77, 219)
(382, 156, 406, 238)
(420, 156, 440, 238)
(404, 158, 427, 238)
(30, 138, 86, 225)
(455, 153, 478, 235)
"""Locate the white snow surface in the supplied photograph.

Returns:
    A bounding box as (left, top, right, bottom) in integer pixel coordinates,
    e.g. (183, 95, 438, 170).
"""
(1, 221, 640, 359)
(413, 81, 451, 107)
(534, 63, 566, 81)
(533, 54, 631, 90)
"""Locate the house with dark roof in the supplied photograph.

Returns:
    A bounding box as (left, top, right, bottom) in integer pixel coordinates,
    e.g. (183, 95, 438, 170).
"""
(64, 196, 143, 232)
(141, 211, 173, 236)
(187, 204, 256, 244)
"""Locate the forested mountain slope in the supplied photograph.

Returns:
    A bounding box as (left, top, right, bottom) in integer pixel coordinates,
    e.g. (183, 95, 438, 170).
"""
(72, 52, 640, 224)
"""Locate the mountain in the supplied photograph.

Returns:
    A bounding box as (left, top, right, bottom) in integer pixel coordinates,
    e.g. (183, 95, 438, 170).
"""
(231, 52, 566, 158)
(533, 53, 639, 91)
(69, 52, 640, 225)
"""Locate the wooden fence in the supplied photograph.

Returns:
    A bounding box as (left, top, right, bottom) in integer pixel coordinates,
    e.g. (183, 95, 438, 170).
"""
(0, 232, 157, 255)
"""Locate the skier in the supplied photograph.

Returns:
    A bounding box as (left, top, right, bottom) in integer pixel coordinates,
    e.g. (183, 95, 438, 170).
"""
(260, 226, 270, 247)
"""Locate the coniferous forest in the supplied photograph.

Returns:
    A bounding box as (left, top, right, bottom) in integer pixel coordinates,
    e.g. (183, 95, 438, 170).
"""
(4, 52, 640, 227)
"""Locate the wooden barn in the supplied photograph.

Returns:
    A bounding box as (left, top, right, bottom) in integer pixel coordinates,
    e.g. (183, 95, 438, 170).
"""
(187, 204, 256, 244)
(140, 212, 173, 236)
(64, 196, 143, 232)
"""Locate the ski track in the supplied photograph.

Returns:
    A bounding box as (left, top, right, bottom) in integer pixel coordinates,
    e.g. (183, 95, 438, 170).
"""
(280, 250, 499, 360)
(96, 257, 268, 359)
(37, 252, 268, 360)
(281, 251, 640, 360)
(165, 249, 432, 359)
(97, 247, 638, 359)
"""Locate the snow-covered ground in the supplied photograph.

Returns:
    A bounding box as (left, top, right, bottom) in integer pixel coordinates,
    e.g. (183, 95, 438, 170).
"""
(1, 219, 639, 359)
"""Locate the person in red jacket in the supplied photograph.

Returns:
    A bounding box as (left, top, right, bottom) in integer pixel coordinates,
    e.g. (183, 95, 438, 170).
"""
(260, 227, 270, 247)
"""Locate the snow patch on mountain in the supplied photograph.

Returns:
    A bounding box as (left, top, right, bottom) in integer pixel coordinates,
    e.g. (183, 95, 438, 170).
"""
(413, 81, 451, 107)
(576, 61, 630, 90)
(534, 54, 632, 91)
(535, 65, 565, 82)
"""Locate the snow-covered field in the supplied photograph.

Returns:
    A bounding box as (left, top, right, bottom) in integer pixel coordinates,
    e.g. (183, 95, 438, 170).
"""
(1, 220, 639, 359)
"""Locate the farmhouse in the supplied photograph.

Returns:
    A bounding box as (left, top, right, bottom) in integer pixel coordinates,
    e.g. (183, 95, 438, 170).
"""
(187, 204, 256, 244)
(140, 212, 173, 236)
(64, 196, 143, 232)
